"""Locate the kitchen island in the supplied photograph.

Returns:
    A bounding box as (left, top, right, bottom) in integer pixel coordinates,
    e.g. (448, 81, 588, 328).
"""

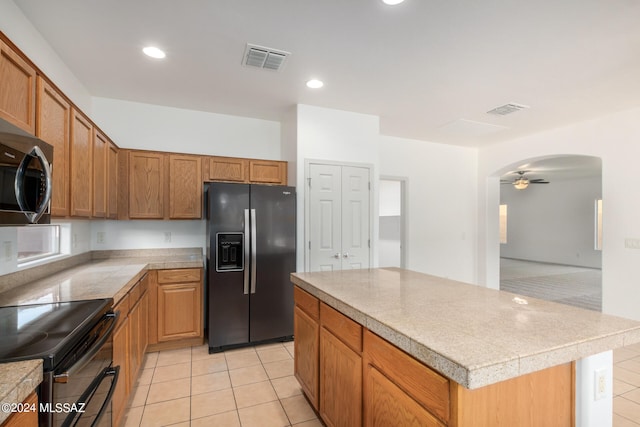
(291, 268, 640, 427)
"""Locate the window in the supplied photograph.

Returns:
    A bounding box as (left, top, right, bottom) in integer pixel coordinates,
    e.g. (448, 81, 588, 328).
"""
(595, 199, 603, 250)
(17, 225, 61, 264)
(499, 204, 508, 244)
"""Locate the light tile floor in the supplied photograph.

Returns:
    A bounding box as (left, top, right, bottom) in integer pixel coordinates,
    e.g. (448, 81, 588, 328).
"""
(122, 341, 323, 427)
(614, 342, 640, 426)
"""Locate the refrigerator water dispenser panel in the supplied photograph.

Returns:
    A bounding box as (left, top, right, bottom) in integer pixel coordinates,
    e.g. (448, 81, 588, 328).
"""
(216, 232, 244, 272)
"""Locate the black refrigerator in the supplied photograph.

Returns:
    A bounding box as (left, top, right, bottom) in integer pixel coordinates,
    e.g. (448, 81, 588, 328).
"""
(205, 182, 296, 353)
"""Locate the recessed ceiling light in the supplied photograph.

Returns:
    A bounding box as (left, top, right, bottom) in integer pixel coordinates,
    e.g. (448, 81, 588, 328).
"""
(142, 46, 166, 59)
(382, 0, 405, 5)
(306, 79, 324, 89)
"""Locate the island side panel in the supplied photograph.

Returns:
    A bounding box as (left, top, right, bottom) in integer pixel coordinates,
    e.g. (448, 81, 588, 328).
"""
(449, 362, 575, 427)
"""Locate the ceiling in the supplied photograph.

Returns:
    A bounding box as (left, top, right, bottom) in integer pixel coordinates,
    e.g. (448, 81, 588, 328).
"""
(13, 0, 640, 147)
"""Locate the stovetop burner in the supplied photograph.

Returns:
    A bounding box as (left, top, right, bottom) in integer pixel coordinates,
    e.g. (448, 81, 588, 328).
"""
(0, 299, 113, 371)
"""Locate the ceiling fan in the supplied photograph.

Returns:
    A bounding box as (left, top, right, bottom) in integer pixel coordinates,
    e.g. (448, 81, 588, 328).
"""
(501, 171, 549, 190)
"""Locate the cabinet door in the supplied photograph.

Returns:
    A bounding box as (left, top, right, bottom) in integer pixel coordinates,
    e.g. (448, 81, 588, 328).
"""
(249, 160, 287, 184)
(157, 282, 202, 341)
(129, 151, 165, 219)
(69, 109, 93, 217)
(320, 327, 362, 427)
(0, 40, 36, 134)
(111, 317, 129, 427)
(294, 306, 319, 410)
(92, 129, 108, 218)
(139, 289, 149, 357)
(36, 77, 70, 217)
(207, 156, 247, 182)
(128, 298, 141, 388)
(2, 391, 38, 427)
(169, 154, 202, 219)
(364, 364, 444, 427)
(107, 142, 118, 219)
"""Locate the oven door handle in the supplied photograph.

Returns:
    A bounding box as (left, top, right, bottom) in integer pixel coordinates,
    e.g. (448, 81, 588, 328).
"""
(54, 311, 119, 383)
(60, 364, 120, 427)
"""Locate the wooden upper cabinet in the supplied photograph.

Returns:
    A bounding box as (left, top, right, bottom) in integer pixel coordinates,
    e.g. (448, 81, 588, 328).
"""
(92, 129, 108, 218)
(249, 160, 287, 185)
(0, 40, 36, 134)
(36, 77, 70, 217)
(205, 156, 288, 185)
(206, 156, 247, 182)
(169, 154, 202, 219)
(129, 151, 165, 219)
(107, 142, 118, 219)
(69, 109, 93, 217)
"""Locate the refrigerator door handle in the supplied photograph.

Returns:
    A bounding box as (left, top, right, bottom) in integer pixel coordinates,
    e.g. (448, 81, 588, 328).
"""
(250, 208, 257, 294)
(243, 209, 250, 295)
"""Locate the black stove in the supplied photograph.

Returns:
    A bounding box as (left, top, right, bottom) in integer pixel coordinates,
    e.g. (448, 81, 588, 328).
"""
(0, 299, 113, 371)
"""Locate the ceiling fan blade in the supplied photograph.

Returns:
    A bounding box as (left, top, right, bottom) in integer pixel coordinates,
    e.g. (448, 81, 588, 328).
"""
(529, 179, 549, 183)
(530, 181, 549, 184)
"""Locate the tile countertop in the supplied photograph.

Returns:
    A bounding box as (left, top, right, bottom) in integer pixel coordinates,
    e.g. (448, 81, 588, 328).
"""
(0, 252, 204, 307)
(0, 360, 43, 424)
(291, 267, 640, 390)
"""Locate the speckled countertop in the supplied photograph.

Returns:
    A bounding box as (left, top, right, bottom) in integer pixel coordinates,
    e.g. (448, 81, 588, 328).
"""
(0, 249, 204, 410)
(291, 267, 640, 389)
(0, 360, 42, 424)
(0, 250, 204, 307)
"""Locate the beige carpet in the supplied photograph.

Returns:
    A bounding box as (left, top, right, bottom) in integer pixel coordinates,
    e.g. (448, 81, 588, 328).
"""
(500, 258, 602, 311)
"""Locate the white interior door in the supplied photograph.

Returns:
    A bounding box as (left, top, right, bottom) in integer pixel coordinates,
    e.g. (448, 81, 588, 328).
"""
(341, 166, 370, 269)
(309, 164, 342, 271)
(308, 163, 370, 272)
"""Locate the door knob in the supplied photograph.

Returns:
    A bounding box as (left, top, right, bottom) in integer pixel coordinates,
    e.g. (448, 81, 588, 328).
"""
(333, 253, 341, 259)
(343, 253, 350, 258)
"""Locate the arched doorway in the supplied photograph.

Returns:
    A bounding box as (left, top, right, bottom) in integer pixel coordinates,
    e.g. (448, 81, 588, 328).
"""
(496, 155, 602, 311)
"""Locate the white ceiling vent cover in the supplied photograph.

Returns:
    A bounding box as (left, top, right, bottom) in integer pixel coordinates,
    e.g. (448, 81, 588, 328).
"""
(487, 103, 529, 116)
(243, 44, 290, 71)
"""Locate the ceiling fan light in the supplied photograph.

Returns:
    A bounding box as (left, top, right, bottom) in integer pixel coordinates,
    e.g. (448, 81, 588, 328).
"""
(514, 178, 529, 190)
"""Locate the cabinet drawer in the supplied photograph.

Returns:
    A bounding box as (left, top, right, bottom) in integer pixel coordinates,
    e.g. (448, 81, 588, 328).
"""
(157, 268, 201, 284)
(363, 330, 450, 424)
(321, 302, 362, 353)
(294, 286, 319, 320)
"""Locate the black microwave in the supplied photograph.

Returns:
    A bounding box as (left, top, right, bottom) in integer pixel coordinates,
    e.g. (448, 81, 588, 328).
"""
(0, 132, 53, 225)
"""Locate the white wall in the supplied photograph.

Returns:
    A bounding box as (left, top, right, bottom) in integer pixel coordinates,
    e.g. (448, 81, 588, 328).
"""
(500, 176, 602, 268)
(478, 106, 640, 321)
(90, 220, 205, 252)
(0, 0, 92, 112)
(295, 105, 381, 270)
(379, 136, 478, 283)
(91, 97, 281, 158)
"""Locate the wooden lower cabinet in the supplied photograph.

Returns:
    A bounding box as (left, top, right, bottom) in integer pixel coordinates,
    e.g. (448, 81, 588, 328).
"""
(148, 268, 204, 351)
(320, 327, 362, 427)
(294, 305, 319, 409)
(111, 275, 148, 427)
(111, 313, 129, 427)
(293, 285, 575, 427)
(1, 391, 38, 427)
(365, 365, 444, 427)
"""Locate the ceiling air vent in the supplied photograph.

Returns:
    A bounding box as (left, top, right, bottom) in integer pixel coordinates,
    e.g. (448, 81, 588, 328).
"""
(487, 103, 529, 116)
(243, 44, 290, 72)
